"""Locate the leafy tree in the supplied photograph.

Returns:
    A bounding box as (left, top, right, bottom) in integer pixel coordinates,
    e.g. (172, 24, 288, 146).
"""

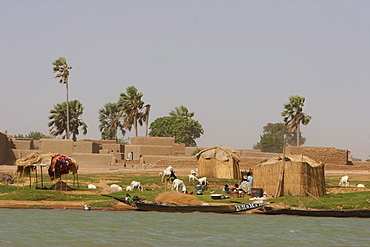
(149, 116, 204, 147)
(169, 105, 194, 118)
(254, 133, 285, 153)
(281, 95, 312, 146)
(12, 131, 52, 140)
(99, 102, 125, 140)
(52, 57, 72, 139)
(118, 86, 145, 136)
(48, 100, 88, 141)
(253, 123, 306, 152)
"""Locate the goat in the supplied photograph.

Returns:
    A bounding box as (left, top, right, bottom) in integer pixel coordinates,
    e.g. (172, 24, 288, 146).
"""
(161, 166, 177, 182)
(339, 175, 349, 186)
(0, 173, 14, 185)
(172, 179, 187, 193)
(357, 184, 365, 188)
(110, 184, 123, 191)
(88, 184, 97, 189)
(190, 169, 197, 176)
(188, 174, 198, 182)
(198, 177, 208, 185)
(130, 181, 143, 191)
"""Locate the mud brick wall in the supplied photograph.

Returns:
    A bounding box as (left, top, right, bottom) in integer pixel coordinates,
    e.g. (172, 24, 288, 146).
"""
(174, 143, 186, 154)
(285, 146, 349, 166)
(12, 139, 33, 150)
(130, 136, 175, 146)
(74, 141, 100, 153)
(125, 145, 174, 160)
(41, 139, 74, 156)
(101, 143, 124, 153)
(0, 133, 7, 164)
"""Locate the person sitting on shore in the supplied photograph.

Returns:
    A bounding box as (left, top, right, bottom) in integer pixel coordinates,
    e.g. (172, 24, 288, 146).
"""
(222, 184, 230, 194)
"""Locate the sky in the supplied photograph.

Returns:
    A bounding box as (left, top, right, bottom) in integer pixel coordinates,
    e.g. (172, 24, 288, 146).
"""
(1, 1, 369, 160)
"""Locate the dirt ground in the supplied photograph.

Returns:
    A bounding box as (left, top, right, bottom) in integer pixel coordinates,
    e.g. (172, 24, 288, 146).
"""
(0, 163, 369, 210)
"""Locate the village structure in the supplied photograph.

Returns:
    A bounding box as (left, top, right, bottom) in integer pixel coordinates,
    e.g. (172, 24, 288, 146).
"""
(0, 131, 367, 197)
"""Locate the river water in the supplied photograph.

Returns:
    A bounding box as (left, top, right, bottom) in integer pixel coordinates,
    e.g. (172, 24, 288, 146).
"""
(1, 208, 369, 247)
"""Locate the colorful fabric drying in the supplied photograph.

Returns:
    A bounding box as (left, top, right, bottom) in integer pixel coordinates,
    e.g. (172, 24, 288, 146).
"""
(48, 154, 73, 180)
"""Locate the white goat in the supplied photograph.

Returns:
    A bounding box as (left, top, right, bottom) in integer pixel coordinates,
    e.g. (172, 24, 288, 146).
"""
(198, 177, 208, 185)
(188, 174, 199, 182)
(357, 184, 365, 188)
(161, 166, 177, 182)
(129, 181, 143, 191)
(88, 184, 97, 189)
(110, 184, 123, 191)
(190, 169, 197, 176)
(339, 175, 349, 186)
(172, 179, 187, 193)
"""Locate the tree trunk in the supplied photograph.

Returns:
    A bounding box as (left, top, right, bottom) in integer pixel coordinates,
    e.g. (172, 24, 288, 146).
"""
(134, 117, 138, 136)
(66, 80, 70, 139)
(296, 123, 300, 146)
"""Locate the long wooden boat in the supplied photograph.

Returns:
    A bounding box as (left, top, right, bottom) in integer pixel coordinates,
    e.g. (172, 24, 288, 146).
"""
(263, 206, 370, 218)
(103, 195, 269, 213)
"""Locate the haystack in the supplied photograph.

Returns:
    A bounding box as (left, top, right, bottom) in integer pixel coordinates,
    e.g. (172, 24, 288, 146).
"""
(252, 155, 325, 197)
(196, 147, 240, 179)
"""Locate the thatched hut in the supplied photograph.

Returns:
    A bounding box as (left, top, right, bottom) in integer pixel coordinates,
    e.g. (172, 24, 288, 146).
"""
(252, 155, 325, 197)
(15, 152, 79, 189)
(196, 147, 240, 179)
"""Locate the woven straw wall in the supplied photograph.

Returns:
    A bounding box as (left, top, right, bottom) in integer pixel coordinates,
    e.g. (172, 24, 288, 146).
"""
(198, 157, 240, 179)
(253, 159, 325, 197)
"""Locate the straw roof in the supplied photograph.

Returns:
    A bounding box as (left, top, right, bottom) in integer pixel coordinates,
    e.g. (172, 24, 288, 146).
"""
(257, 155, 322, 167)
(196, 146, 240, 164)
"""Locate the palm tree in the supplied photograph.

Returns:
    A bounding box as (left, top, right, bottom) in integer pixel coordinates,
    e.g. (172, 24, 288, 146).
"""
(281, 95, 312, 146)
(99, 102, 125, 140)
(52, 57, 72, 139)
(48, 100, 88, 141)
(118, 86, 145, 136)
(142, 104, 151, 137)
(169, 105, 194, 118)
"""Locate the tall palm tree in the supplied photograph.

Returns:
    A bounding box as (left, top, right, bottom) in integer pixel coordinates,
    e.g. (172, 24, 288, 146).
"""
(118, 86, 145, 136)
(281, 95, 312, 146)
(169, 105, 194, 118)
(52, 57, 72, 139)
(142, 104, 151, 137)
(99, 102, 125, 140)
(48, 100, 88, 141)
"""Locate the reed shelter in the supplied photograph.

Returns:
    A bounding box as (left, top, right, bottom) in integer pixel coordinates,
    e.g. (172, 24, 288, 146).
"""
(15, 152, 79, 189)
(252, 155, 325, 198)
(196, 147, 240, 179)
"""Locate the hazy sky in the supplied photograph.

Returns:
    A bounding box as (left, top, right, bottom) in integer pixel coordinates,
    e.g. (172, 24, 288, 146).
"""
(1, 1, 369, 160)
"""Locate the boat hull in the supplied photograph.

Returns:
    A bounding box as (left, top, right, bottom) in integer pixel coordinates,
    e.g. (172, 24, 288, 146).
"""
(103, 195, 269, 213)
(263, 207, 370, 218)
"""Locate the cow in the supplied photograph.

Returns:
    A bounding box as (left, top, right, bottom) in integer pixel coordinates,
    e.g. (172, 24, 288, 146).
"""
(0, 173, 14, 185)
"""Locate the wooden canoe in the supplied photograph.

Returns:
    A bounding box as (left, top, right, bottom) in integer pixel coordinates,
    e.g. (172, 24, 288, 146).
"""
(103, 195, 269, 213)
(263, 207, 370, 218)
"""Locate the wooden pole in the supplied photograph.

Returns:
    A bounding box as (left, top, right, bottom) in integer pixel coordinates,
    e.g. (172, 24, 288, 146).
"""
(35, 166, 38, 189)
(40, 165, 44, 188)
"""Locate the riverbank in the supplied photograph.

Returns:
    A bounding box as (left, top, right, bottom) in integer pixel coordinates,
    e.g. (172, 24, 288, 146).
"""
(1, 162, 369, 211)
